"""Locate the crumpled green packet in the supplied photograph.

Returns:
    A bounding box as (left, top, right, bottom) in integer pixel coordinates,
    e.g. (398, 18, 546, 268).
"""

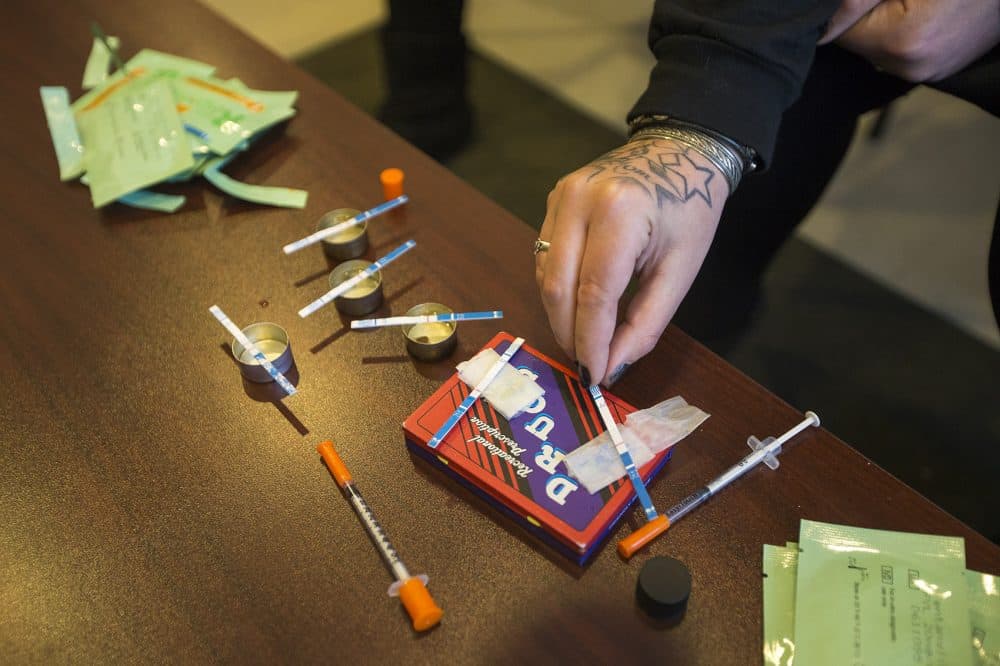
(39, 87, 85, 181)
(968, 570, 1000, 665)
(763, 543, 798, 666)
(75, 77, 194, 207)
(169, 75, 295, 156)
(794, 520, 970, 666)
(81, 35, 120, 89)
(126, 48, 216, 79)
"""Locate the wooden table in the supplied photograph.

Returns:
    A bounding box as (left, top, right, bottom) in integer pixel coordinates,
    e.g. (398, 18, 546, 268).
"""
(2, 1, 997, 662)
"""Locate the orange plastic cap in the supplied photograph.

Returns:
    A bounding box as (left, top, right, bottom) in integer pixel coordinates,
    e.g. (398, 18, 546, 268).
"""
(618, 515, 670, 559)
(316, 440, 352, 488)
(380, 168, 405, 200)
(398, 577, 443, 632)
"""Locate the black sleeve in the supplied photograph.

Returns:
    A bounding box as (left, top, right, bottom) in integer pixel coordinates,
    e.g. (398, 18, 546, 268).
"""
(628, 0, 840, 167)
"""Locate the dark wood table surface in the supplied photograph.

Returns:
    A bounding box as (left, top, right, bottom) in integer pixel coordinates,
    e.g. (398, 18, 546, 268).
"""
(2, 1, 997, 663)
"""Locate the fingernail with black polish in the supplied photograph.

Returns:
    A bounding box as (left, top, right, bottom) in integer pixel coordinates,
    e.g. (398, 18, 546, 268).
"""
(607, 363, 630, 386)
(577, 363, 592, 387)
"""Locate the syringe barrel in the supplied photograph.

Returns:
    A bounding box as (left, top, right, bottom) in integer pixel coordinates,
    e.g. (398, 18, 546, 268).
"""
(345, 484, 411, 582)
(666, 487, 711, 523)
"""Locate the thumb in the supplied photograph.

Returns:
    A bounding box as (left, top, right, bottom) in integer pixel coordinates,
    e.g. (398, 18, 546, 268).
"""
(818, 0, 882, 44)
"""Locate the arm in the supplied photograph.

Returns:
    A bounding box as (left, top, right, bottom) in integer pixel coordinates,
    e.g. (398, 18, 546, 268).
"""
(537, 0, 839, 387)
(820, 0, 1000, 82)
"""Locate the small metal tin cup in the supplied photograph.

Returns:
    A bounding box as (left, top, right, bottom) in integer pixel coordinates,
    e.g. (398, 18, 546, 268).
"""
(402, 303, 458, 361)
(318, 208, 368, 261)
(329, 259, 384, 316)
(231, 322, 295, 384)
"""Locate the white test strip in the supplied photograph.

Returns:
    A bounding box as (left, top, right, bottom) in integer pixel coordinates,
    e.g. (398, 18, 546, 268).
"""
(588, 385, 658, 520)
(350, 310, 503, 329)
(282, 195, 409, 255)
(209, 305, 297, 396)
(298, 240, 416, 318)
(427, 337, 525, 449)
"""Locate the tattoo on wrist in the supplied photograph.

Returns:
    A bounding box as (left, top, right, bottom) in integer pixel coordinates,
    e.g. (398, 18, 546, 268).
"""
(585, 139, 717, 209)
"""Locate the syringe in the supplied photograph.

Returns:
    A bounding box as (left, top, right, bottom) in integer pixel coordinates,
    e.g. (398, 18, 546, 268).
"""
(317, 440, 443, 631)
(617, 411, 821, 558)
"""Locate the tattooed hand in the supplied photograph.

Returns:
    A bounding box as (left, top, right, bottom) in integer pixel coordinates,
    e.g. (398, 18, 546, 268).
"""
(535, 137, 726, 387)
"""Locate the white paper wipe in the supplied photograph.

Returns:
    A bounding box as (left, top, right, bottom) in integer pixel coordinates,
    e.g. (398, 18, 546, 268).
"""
(563, 396, 709, 493)
(456, 348, 545, 419)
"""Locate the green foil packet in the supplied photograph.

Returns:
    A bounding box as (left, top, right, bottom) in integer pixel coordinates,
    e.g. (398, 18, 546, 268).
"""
(763, 543, 798, 666)
(968, 570, 1000, 665)
(794, 520, 970, 666)
(169, 75, 294, 155)
(75, 77, 194, 207)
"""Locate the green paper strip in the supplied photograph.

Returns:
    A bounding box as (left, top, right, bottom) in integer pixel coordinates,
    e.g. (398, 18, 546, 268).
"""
(117, 189, 186, 213)
(204, 161, 307, 209)
(39, 87, 85, 182)
(763, 544, 798, 666)
(82, 36, 120, 89)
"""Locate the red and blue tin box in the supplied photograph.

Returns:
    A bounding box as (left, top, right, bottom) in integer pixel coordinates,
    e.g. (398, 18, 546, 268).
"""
(403, 331, 672, 565)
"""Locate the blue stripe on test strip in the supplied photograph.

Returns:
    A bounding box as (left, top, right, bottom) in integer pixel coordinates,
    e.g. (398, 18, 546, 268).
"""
(427, 337, 525, 449)
(282, 195, 409, 255)
(298, 240, 416, 318)
(588, 385, 658, 520)
(351, 310, 503, 329)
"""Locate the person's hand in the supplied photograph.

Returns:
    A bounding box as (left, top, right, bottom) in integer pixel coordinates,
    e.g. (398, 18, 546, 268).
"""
(535, 137, 725, 387)
(819, 0, 1000, 82)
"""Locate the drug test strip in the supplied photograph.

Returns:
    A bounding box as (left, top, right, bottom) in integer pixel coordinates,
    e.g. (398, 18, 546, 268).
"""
(298, 240, 416, 318)
(588, 385, 659, 522)
(282, 195, 409, 255)
(351, 310, 503, 330)
(209, 305, 297, 396)
(428, 337, 525, 449)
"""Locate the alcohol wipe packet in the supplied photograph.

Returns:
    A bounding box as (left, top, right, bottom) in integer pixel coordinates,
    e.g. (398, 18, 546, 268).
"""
(75, 76, 193, 207)
(794, 519, 970, 666)
(968, 570, 1000, 665)
(763, 543, 798, 666)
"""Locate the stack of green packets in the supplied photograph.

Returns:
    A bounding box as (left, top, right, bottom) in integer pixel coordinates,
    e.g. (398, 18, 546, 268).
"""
(763, 519, 999, 665)
(40, 35, 307, 212)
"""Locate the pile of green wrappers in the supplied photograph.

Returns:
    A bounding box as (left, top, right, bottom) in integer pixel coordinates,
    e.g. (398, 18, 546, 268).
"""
(40, 35, 307, 213)
(763, 519, 999, 665)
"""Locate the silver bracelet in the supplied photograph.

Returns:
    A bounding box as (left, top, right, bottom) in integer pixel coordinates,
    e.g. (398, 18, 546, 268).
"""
(628, 125, 745, 195)
(629, 114, 759, 170)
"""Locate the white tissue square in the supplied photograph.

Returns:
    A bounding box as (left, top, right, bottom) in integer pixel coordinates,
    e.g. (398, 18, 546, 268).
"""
(457, 348, 545, 419)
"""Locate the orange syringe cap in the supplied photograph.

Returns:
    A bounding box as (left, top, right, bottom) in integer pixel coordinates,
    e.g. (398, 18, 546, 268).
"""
(316, 440, 352, 488)
(618, 515, 671, 559)
(380, 168, 405, 200)
(398, 577, 443, 632)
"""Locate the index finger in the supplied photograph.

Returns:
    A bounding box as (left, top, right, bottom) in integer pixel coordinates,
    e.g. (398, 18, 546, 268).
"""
(573, 194, 647, 386)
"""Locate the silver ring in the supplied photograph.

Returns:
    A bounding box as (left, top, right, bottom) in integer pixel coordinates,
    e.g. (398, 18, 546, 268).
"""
(533, 239, 550, 255)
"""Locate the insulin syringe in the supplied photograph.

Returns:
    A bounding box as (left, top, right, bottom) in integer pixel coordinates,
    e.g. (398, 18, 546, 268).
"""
(618, 411, 820, 558)
(316, 440, 443, 632)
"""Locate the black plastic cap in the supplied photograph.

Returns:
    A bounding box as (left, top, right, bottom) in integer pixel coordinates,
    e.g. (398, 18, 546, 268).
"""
(636, 556, 691, 620)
